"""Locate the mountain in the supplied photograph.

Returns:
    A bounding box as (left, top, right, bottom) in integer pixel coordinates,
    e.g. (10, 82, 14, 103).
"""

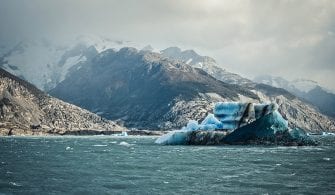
(160, 47, 335, 131)
(0, 36, 148, 91)
(290, 79, 319, 93)
(161, 47, 252, 86)
(253, 75, 322, 95)
(50, 47, 335, 132)
(0, 40, 96, 91)
(0, 68, 124, 135)
(254, 75, 335, 118)
(253, 75, 291, 89)
(50, 48, 259, 130)
(2, 39, 334, 132)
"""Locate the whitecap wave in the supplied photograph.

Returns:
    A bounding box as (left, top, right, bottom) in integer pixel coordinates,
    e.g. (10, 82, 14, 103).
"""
(92, 144, 108, 147)
(9, 182, 22, 187)
(65, 146, 73, 150)
(119, 141, 134, 147)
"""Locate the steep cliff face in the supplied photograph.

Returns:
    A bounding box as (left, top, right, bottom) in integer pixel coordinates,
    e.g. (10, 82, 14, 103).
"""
(0, 68, 124, 135)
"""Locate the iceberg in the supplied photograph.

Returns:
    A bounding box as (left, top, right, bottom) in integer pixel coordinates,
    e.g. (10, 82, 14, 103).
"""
(181, 120, 200, 131)
(199, 114, 223, 130)
(213, 102, 278, 130)
(155, 130, 190, 145)
(155, 102, 316, 146)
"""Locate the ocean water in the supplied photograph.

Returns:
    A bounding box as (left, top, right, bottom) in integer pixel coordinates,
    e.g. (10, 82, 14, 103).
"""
(0, 136, 334, 195)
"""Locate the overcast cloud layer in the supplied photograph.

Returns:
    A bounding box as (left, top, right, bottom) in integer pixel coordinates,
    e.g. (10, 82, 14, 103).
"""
(1, 0, 334, 90)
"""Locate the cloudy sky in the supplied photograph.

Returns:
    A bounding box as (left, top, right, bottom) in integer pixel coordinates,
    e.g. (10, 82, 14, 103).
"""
(1, 0, 334, 90)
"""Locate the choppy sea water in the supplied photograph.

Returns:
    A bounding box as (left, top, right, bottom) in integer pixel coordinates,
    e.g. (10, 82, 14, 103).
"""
(0, 136, 334, 195)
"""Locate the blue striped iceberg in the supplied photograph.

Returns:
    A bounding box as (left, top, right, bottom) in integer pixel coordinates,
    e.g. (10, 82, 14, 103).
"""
(155, 102, 316, 146)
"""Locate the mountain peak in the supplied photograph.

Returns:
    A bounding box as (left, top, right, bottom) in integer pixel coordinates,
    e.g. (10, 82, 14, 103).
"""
(141, 45, 154, 52)
(161, 47, 217, 66)
(118, 47, 139, 55)
(161, 47, 182, 54)
(253, 75, 290, 89)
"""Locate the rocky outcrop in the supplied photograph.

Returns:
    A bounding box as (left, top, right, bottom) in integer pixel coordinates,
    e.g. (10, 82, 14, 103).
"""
(0, 68, 125, 136)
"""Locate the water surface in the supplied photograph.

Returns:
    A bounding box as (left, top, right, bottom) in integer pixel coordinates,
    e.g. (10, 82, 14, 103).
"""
(0, 136, 334, 194)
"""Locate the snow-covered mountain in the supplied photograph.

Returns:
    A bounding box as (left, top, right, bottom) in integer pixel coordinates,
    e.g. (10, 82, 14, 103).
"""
(253, 75, 322, 94)
(291, 79, 320, 93)
(253, 75, 291, 89)
(0, 36, 148, 91)
(254, 75, 335, 118)
(161, 47, 252, 86)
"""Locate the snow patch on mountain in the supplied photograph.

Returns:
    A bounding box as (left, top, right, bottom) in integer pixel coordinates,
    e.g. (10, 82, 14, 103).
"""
(254, 75, 290, 89)
(291, 79, 319, 93)
(1, 40, 67, 90)
(161, 46, 253, 86)
(254, 75, 331, 94)
(186, 58, 193, 64)
(0, 36, 160, 91)
(60, 55, 87, 82)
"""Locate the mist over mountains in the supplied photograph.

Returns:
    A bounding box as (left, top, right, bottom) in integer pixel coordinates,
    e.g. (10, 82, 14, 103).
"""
(254, 75, 335, 118)
(1, 2, 335, 194)
(0, 38, 334, 132)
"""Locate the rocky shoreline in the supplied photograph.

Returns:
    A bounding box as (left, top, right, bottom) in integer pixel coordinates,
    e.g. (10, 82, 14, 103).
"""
(0, 128, 166, 136)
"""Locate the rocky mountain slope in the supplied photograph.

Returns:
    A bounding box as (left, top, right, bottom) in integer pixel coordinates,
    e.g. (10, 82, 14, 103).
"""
(50, 48, 335, 132)
(254, 75, 335, 118)
(2, 38, 334, 132)
(0, 68, 124, 135)
(50, 48, 257, 130)
(161, 47, 252, 86)
(160, 47, 335, 132)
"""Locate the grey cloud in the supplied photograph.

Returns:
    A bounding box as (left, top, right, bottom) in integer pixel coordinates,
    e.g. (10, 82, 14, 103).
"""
(0, 0, 334, 90)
